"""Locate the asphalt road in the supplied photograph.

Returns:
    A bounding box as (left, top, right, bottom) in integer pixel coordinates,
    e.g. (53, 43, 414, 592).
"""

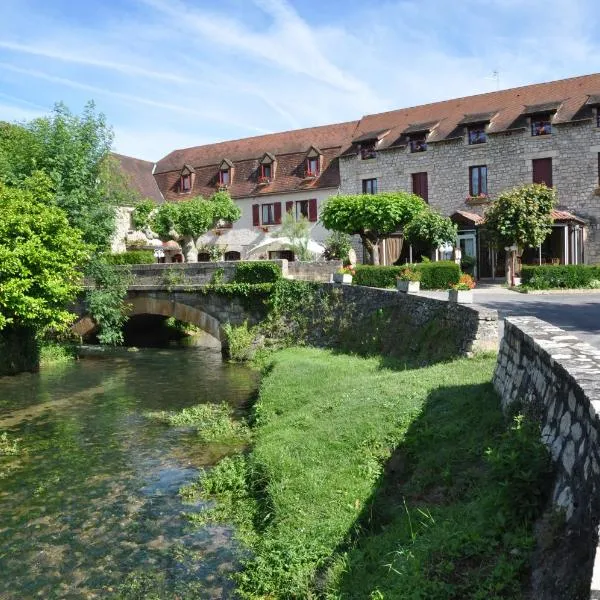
(422, 289, 600, 348)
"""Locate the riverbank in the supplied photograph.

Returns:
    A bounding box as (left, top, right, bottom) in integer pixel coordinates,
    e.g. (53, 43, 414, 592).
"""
(188, 347, 552, 599)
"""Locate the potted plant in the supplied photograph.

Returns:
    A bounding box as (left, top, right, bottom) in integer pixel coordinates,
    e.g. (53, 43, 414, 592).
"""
(257, 176, 270, 185)
(448, 274, 476, 303)
(333, 266, 355, 284)
(396, 268, 421, 294)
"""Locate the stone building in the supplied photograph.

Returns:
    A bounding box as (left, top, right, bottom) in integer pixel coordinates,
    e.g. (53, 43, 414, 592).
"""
(339, 73, 600, 275)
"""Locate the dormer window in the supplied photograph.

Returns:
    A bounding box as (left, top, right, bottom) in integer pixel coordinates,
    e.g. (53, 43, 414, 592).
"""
(217, 159, 234, 188)
(306, 157, 320, 176)
(360, 141, 377, 160)
(258, 153, 276, 184)
(181, 173, 191, 191)
(468, 126, 487, 145)
(531, 114, 553, 136)
(179, 164, 195, 193)
(260, 163, 272, 179)
(409, 134, 427, 153)
(219, 168, 230, 185)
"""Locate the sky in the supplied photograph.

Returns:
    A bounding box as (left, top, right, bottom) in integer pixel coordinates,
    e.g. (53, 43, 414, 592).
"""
(0, 0, 599, 161)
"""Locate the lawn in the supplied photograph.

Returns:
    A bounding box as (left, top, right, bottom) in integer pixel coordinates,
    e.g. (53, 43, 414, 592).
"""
(188, 347, 551, 599)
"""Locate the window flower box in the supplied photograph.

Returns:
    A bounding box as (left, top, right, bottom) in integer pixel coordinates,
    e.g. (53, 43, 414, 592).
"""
(465, 193, 490, 205)
(217, 183, 229, 191)
(257, 176, 271, 185)
(304, 170, 318, 179)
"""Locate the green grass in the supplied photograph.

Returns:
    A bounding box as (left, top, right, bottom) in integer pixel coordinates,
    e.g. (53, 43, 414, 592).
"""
(39, 341, 76, 367)
(188, 348, 551, 599)
(145, 402, 250, 444)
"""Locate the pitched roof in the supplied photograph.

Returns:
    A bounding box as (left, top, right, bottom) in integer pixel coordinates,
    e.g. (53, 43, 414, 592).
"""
(155, 120, 359, 174)
(112, 153, 164, 203)
(347, 72, 600, 151)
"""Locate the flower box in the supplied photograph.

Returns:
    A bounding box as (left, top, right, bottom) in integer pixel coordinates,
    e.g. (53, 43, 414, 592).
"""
(448, 289, 473, 304)
(257, 176, 271, 185)
(465, 194, 490, 206)
(396, 280, 420, 294)
(333, 273, 353, 284)
(304, 171, 317, 179)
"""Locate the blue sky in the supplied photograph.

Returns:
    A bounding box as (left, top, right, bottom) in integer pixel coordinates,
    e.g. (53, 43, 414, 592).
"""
(1, 0, 599, 161)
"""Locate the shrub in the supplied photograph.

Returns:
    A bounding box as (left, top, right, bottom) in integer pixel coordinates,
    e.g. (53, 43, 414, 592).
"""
(234, 261, 282, 284)
(106, 250, 154, 265)
(223, 321, 258, 361)
(354, 261, 460, 290)
(522, 264, 600, 289)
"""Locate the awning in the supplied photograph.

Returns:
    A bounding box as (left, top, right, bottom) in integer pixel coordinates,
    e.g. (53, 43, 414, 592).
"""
(247, 236, 325, 257)
(451, 209, 585, 227)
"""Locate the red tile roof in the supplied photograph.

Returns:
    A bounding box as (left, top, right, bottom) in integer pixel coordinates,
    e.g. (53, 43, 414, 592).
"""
(551, 209, 586, 223)
(113, 153, 164, 203)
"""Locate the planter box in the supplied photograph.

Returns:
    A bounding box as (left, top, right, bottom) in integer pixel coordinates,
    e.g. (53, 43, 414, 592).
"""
(448, 289, 473, 304)
(513, 277, 522, 287)
(333, 273, 353, 284)
(396, 280, 420, 294)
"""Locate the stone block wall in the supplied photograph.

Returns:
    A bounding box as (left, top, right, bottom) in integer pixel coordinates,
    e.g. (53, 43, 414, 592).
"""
(286, 260, 342, 281)
(493, 316, 600, 599)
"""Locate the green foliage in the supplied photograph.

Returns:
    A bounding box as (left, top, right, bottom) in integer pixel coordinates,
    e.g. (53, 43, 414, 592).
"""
(521, 264, 600, 289)
(85, 258, 132, 345)
(39, 341, 76, 367)
(0, 325, 39, 376)
(161, 269, 184, 288)
(0, 174, 89, 332)
(146, 403, 249, 444)
(150, 202, 180, 240)
(404, 210, 457, 247)
(485, 184, 556, 249)
(131, 198, 156, 230)
(0, 432, 19, 456)
(106, 250, 154, 265)
(223, 321, 258, 361)
(234, 262, 282, 284)
(321, 192, 426, 264)
(323, 231, 352, 263)
(354, 262, 460, 290)
(280, 212, 314, 261)
(0, 102, 121, 249)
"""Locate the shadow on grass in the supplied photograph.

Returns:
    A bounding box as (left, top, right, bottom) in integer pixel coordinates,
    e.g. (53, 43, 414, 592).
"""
(327, 379, 554, 600)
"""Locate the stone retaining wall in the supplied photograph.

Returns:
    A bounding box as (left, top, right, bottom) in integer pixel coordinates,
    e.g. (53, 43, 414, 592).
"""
(286, 260, 342, 282)
(493, 317, 600, 599)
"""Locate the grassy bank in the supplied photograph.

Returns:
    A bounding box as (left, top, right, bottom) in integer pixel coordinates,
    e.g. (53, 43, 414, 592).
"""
(39, 341, 77, 367)
(187, 348, 551, 599)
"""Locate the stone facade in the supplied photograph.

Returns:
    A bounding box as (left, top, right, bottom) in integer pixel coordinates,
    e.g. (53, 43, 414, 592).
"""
(340, 118, 600, 263)
(493, 316, 600, 599)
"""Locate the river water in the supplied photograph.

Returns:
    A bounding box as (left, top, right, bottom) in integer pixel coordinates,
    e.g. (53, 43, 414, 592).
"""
(0, 346, 258, 599)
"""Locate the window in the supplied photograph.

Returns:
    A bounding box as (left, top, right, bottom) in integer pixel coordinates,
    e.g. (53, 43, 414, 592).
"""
(219, 169, 230, 185)
(198, 252, 211, 262)
(532, 158, 553, 187)
(181, 173, 191, 192)
(469, 165, 488, 197)
(468, 126, 487, 145)
(412, 172, 428, 202)
(306, 157, 320, 176)
(362, 178, 378, 194)
(296, 200, 309, 220)
(360, 141, 377, 160)
(224, 251, 241, 261)
(262, 203, 276, 224)
(531, 115, 552, 136)
(409, 134, 427, 153)
(259, 163, 272, 179)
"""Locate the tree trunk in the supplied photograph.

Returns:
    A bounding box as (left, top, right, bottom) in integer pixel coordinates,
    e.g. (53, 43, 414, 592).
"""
(362, 235, 381, 265)
(505, 249, 515, 286)
(182, 236, 198, 262)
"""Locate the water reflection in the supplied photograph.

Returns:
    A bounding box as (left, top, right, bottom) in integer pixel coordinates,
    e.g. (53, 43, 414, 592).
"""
(0, 347, 258, 599)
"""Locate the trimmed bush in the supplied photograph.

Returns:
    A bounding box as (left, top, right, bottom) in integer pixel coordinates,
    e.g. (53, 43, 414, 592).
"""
(522, 264, 600, 289)
(234, 261, 282, 284)
(106, 250, 155, 265)
(354, 261, 460, 290)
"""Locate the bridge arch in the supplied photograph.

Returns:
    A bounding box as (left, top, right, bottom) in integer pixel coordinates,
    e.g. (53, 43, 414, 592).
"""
(72, 296, 224, 342)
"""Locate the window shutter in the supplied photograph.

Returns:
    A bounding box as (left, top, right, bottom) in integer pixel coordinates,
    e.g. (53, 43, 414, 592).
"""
(308, 199, 318, 222)
(532, 158, 553, 187)
(412, 172, 428, 202)
(286, 201, 294, 214)
(274, 202, 282, 224)
(252, 204, 260, 226)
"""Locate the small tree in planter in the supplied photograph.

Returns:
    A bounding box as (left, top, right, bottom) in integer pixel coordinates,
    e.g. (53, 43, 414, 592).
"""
(484, 184, 556, 286)
(404, 210, 458, 254)
(448, 274, 476, 303)
(396, 267, 421, 294)
(321, 192, 426, 265)
(333, 266, 355, 284)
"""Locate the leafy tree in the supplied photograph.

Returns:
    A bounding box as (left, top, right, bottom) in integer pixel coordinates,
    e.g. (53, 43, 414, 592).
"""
(404, 211, 457, 249)
(0, 102, 122, 249)
(280, 212, 314, 261)
(0, 172, 89, 333)
(131, 198, 156, 231)
(139, 192, 241, 262)
(484, 184, 556, 284)
(323, 231, 352, 263)
(321, 192, 426, 265)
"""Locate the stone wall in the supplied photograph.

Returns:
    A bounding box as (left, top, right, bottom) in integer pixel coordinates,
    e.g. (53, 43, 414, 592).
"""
(493, 316, 600, 599)
(286, 260, 342, 281)
(340, 120, 600, 263)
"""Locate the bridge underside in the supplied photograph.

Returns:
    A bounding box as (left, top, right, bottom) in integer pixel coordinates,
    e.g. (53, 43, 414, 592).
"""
(72, 296, 223, 342)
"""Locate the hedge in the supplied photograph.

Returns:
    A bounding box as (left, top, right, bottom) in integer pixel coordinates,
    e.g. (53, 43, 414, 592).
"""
(106, 250, 155, 265)
(234, 261, 282, 284)
(521, 264, 600, 289)
(354, 261, 461, 290)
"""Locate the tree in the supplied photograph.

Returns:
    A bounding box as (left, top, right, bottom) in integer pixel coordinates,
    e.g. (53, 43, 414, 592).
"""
(0, 102, 122, 249)
(323, 231, 352, 263)
(404, 210, 457, 249)
(0, 172, 89, 333)
(484, 184, 556, 285)
(320, 192, 426, 265)
(280, 212, 314, 261)
(137, 191, 242, 262)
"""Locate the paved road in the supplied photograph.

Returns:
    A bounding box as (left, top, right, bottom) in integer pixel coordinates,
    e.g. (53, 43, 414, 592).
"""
(423, 289, 600, 348)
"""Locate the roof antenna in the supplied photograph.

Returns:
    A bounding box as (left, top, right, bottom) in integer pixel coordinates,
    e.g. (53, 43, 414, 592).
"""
(486, 69, 500, 90)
